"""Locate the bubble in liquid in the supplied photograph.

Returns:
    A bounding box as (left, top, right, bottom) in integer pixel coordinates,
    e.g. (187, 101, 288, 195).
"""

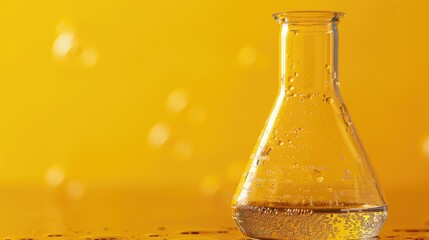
(237, 45, 257, 67)
(278, 140, 284, 146)
(147, 123, 170, 148)
(294, 72, 299, 77)
(287, 77, 294, 83)
(45, 166, 65, 187)
(166, 89, 188, 113)
(313, 169, 324, 183)
(325, 64, 330, 69)
(287, 85, 295, 91)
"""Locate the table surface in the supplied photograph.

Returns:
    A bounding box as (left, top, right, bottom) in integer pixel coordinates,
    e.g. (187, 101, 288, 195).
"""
(0, 186, 427, 240)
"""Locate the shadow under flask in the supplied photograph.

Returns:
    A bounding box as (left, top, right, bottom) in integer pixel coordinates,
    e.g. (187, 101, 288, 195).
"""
(232, 11, 387, 240)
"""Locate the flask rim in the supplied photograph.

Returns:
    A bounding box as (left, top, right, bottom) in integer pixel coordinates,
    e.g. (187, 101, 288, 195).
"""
(273, 11, 345, 24)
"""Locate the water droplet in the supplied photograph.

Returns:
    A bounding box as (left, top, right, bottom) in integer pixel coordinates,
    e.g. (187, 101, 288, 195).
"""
(237, 45, 257, 67)
(334, 79, 340, 87)
(287, 77, 294, 83)
(273, 128, 278, 134)
(45, 166, 65, 187)
(278, 140, 284, 146)
(325, 64, 330, 69)
(294, 72, 299, 77)
(147, 123, 170, 147)
(323, 95, 334, 104)
(287, 85, 295, 91)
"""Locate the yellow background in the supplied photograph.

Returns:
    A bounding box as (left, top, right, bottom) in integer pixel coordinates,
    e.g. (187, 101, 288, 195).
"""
(1, 0, 429, 234)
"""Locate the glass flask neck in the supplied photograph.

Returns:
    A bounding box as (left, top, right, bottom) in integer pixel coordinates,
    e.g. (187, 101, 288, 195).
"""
(279, 20, 341, 93)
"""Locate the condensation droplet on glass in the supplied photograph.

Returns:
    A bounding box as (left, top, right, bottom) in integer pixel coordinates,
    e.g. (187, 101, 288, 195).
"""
(267, 147, 272, 155)
(166, 89, 188, 113)
(273, 128, 278, 134)
(334, 79, 340, 87)
(147, 122, 170, 148)
(323, 95, 334, 104)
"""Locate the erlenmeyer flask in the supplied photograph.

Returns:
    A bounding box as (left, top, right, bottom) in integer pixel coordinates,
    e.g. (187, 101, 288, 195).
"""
(232, 11, 387, 240)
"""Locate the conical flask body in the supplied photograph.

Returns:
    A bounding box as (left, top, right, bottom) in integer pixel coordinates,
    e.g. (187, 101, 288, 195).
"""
(232, 11, 387, 240)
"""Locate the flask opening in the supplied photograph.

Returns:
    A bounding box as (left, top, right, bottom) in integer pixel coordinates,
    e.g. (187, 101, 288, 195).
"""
(273, 11, 345, 24)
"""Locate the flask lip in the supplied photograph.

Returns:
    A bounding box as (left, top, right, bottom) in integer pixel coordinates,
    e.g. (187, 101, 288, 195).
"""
(273, 11, 345, 24)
